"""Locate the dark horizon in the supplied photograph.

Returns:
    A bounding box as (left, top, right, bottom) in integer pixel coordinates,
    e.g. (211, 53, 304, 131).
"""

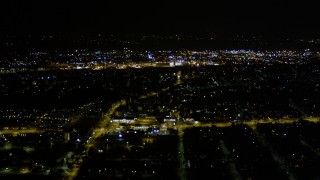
(1, 0, 319, 37)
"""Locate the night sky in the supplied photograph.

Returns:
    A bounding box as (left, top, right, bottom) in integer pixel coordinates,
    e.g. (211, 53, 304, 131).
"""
(1, 0, 319, 35)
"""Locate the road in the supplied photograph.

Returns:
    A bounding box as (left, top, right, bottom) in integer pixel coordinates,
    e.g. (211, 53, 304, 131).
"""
(0, 128, 46, 136)
(66, 99, 126, 180)
(219, 140, 242, 180)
